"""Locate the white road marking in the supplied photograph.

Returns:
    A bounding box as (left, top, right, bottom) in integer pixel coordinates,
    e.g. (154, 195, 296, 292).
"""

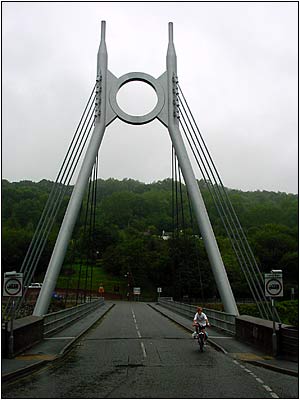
(141, 342, 147, 358)
(270, 393, 279, 398)
(263, 385, 272, 392)
(44, 337, 75, 340)
(232, 359, 279, 398)
(209, 336, 234, 339)
(131, 307, 146, 358)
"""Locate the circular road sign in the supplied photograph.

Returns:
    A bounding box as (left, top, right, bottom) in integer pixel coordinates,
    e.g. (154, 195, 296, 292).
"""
(265, 278, 283, 297)
(4, 278, 22, 297)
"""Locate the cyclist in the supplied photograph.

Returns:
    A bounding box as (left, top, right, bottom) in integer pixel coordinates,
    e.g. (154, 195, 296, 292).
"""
(193, 306, 210, 342)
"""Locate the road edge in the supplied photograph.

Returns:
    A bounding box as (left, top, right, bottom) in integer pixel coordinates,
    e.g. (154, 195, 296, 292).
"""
(2, 303, 115, 383)
(148, 303, 298, 377)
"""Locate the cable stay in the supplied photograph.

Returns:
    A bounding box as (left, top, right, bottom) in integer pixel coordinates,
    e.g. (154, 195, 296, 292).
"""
(177, 84, 279, 321)
(179, 111, 269, 318)
(4, 85, 97, 319)
(85, 156, 98, 302)
(171, 146, 205, 302)
(76, 156, 98, 305)
(89, 156, 98, 301)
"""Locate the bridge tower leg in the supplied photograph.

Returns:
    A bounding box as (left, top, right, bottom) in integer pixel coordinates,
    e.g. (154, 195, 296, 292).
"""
(33, 22, 108, 316)
(166, 23, 238, 315)
(33, 21, 239, 316)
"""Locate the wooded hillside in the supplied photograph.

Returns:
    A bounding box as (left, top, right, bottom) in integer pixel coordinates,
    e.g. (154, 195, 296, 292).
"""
(2, 178, 298, 301)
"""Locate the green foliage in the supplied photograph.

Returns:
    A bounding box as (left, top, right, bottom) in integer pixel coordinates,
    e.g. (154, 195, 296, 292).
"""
(275, 300, 299, 327)
(237, 303, 262, 318)
(1, 178, 298, 303)
(238, 300, 299, 327)
(57, 263, 124, 293)
(250, 224, 298, 279)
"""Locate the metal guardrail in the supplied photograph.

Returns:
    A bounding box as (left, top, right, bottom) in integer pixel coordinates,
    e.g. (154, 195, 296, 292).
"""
(43, 298, 105, 337)
(158, 297, 236, 335)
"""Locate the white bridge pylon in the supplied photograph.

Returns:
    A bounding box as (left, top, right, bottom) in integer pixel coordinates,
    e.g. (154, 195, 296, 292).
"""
(33, 22, 239, 316)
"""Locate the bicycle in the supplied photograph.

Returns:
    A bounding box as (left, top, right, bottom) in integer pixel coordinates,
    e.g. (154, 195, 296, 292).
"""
(194, 323, 208, 352)
(197, 328, 205, 352)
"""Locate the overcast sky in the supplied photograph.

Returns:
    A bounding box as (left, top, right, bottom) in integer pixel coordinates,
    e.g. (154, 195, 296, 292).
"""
(2, 2, 298, 194)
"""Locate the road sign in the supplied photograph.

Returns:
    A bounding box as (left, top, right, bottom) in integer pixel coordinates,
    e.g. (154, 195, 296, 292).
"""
(264, 272, 283, 297)
(133, 287, 141, 295)
(3, 272, 23, 297)
(98, 286, 104, 294)
(157, 287, 162, 293)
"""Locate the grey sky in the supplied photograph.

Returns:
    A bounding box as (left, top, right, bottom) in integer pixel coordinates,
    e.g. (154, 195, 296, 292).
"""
(2, 2, 298, 194)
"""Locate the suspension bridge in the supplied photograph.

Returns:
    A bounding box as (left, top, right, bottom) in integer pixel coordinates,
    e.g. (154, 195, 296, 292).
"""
(4, 21, 296, 397)
(4, 21, 275, 322)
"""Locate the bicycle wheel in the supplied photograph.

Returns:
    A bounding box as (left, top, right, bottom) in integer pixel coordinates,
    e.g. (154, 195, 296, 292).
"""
(198, 333, 204, 352)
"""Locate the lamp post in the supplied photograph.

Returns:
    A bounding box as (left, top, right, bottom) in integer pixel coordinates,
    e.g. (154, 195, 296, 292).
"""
(124, 272, 131, 300)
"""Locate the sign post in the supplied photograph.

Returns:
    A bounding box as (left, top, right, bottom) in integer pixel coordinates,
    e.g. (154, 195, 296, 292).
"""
(133, 287, 141, 301)
(291, 287, 295, 300)
(157, 287, 162, 303)
(3, 271, 23, 358)
(98, 284, 105, 298)
(264, 270, 283, 356)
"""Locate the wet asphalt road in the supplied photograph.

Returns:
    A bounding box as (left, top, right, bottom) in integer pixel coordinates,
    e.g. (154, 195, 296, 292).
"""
(2, 302, 298, 398)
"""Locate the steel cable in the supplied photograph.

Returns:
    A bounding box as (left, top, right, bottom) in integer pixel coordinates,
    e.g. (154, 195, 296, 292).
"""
(178, 163, 186, 234)
(21, 108, 96, 291)
(173, 148, 179, 237)
(76, 168, 94, 305)
(178, 115, 264, 312)
(172, 149, 205, 302)
(179, 102, 271, 318)
(20, 85, 96, 281)
(89, 155, 98, 300)
(5, 86, 96, 318)
(179, 107, 269, 318)
(177, 85, 276, 320)
(178, 84, 268, 285)
(16, 108, 96, 313)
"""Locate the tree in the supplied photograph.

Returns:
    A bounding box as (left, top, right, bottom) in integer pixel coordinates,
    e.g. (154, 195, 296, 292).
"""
(2, 178, 298, 300)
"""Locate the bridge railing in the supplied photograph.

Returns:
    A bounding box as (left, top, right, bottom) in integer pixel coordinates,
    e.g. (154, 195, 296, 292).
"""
(158, 297, 236, 335)
(44, 298, 105, 337)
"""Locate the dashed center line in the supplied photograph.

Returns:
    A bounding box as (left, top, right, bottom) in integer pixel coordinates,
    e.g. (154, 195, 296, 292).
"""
(131, 308, 146, 359)
(141, 342, 147, 358)
(130, 309, 280, 398)
(270, 393, 280, 398)
(263, 385, 273, 392)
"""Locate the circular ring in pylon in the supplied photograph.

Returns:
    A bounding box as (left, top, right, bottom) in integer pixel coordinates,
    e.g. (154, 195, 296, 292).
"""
(109, 72, 165, 125)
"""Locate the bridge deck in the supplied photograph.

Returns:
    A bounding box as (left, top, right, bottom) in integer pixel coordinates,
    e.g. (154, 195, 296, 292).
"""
(2, 301, 298, 384)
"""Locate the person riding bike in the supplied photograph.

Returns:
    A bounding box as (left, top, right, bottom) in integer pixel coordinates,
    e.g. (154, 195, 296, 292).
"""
(192, 306, 210, 342)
